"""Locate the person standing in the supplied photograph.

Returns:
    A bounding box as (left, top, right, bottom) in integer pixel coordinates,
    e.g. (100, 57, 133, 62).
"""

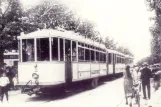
(153, 70, 161, 90)
(141, 63, 152, 100)
(0, 72, 10, 103)
(6, 67, 14, 90)
(123, 65, 133, 106)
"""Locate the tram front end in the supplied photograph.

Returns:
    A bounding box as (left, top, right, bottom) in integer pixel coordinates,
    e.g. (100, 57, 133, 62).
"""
(17, 34, 66, 96)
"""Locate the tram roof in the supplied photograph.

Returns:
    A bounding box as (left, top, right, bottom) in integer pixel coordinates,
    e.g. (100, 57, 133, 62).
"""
(106, 49, 125, 56)
(18, 29, 106, 50)
(124, 54, 134, 59)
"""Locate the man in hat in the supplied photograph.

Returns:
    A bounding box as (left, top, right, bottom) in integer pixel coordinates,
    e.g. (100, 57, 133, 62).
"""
(140, 62, 152, 100)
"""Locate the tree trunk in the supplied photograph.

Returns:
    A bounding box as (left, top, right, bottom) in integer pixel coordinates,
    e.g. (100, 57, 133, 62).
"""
(0, 47, 4, 67)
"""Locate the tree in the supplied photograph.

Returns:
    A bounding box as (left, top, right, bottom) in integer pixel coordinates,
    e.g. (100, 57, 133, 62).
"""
(146, 0, 161, 64)
(0, 0, 23, 67)
(23, 0, 100, 39)
(136, 56, 153, 66)
(104, 36, 117, 50)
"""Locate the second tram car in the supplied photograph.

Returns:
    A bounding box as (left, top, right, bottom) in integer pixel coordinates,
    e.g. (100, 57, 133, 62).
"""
(4, 50, 19, 67)
(17, 29, 133, 95)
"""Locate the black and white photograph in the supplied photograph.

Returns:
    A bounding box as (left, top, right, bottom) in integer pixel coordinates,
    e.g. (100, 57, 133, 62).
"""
(0, 0, 161, 107)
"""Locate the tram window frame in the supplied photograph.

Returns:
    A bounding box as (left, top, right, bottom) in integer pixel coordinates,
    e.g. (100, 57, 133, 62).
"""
(85, 48, 90, 62)
(60, 38, 64, 61)
(100, 52, 102, 62)
(113, 54, 115, 64)
(18, 40, 21, 62)
(37, 38, 50, 61)
(72, 41, 77, 62)
(117, 56, 119, 63)
(78, 47, 84, 62)
(65, 39, 71, 61)
(104, 53, 106, 63)
(108, 53, 111, 64)
(22, 39, 35, 62)
(51, 37, 58, 61)
(91, 50, 95, 62)
(103, 53, 105, 62)
(96, 51, 99, 61)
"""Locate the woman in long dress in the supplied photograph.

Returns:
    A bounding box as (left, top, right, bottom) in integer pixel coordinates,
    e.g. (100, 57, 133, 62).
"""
(124, 65, 133, 106)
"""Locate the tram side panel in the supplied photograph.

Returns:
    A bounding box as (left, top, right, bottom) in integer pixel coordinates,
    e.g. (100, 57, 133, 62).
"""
(90, 62, 100, 77)
(72, 62, 107, 82)
(108, 64, 114, 75)
(73, 62, 91, 81)
(115, 64, 125, 74)
(99, 63, 107, 76)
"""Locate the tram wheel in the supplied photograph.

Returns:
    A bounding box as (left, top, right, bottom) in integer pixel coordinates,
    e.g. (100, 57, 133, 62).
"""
(91, 78, 99, 89)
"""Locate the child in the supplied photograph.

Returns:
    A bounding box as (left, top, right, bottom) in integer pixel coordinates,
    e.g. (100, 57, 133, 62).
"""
(0, 72, 10, 103)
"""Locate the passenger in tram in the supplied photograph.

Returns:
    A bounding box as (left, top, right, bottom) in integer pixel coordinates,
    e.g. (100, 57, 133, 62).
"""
(72, 48, 76, 61)
(123, 65, 133, 106)
(26, 42, 34, 61)
(22, 44, 27, 62)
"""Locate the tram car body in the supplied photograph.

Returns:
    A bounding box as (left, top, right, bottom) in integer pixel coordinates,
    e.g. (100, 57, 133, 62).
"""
(107, 49, 126, 76)
(17, 29, 133, 94)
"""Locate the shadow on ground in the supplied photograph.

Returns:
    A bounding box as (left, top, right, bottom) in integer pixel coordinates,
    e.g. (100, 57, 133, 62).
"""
(25, 76, 122, 103)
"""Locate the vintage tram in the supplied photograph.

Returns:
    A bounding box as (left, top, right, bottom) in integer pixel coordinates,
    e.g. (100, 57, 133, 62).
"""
(17, 29, 133, 95)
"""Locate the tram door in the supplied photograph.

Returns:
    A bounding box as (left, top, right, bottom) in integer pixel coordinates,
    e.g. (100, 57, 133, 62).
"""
(65, 40, 72, 84)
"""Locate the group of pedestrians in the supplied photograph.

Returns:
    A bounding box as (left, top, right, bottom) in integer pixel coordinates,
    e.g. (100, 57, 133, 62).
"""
(0, 64, 17, 103)
(123, 63, 153, 106)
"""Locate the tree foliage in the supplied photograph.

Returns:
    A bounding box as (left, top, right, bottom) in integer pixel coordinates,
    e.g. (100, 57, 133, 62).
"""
(104, 36, 117, 50)
(0, 0, 101, 66)
(116, 46, 134, 57)
(136, 56, 153, 66)
(0, 0, 22, 67)
(104, 36, 133, 56)
(146, 0, 161, 64)
(22, 0, 99, 40)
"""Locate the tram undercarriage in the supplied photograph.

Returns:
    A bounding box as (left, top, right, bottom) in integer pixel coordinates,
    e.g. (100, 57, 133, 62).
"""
(20, 77, 101, 96)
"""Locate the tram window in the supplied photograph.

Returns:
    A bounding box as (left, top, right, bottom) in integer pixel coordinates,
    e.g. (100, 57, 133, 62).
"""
(78, 47, 84, 62)
(96, 51, 99, 61)
(100, 53, 102, 62)
(117, 57, 119, 63)
(37, 38, 49, 61)
(60, 38, 64, 61)
(85, 49, 90, 61)
(101, 53, 105, 62)
(104, 54, 106, 63)
(72, 41, 76, 61)
(113, 54, 116, 63)
(91, 50, 94, 62)
(103, 53, 105, 62)
(51, 38, 58, 61)
(108, 53, 111, 64)
(22, 39, 34, 62)
(122, 58, 124, 63)
(65, 39, 71, 61)
(18, 40, 21, 62)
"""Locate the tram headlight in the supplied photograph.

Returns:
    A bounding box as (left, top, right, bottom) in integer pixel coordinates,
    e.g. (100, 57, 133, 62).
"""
(32, 73, 39, 79)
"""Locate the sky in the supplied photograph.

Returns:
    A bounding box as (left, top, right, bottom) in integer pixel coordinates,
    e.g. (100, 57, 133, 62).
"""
(21, 0, 154, 63)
